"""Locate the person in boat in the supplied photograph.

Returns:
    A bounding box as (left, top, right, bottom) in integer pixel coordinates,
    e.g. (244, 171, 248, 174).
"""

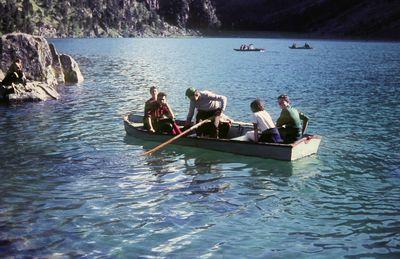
(245, 99, 283, 143)
(143, 86, 159, 132)
(240, 44, 244, 50)
(276, 94, 309, 143)
(148, 92, 182, 135)
(304, 42, 310, 49)
(185, 87, 231, 138)
(291, 43, 297, 48)
(248, 44, 255, 50)
(1, 58, 27, 87)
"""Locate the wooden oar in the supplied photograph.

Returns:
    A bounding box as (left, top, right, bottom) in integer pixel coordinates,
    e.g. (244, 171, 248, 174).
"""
(232, 120, 253, 126)
(143, 117, 213, 155)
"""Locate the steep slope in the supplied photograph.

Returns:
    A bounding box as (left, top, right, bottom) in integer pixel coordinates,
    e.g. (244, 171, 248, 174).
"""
(0, 0, 399, 39)
(0, 0, 220, 37)
(212, 0, 400, 39)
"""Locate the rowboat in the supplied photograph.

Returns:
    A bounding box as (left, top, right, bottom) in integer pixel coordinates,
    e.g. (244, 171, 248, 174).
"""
(123, 114, 322, 161)
(289, 46, 313, 49)
(234, 48, 265, 52)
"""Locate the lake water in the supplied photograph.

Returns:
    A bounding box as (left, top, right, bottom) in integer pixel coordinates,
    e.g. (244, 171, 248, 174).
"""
(1, 37, 400, 257)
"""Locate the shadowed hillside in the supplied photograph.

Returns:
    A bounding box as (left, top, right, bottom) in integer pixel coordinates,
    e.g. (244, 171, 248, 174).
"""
(212, 0, 400, 39)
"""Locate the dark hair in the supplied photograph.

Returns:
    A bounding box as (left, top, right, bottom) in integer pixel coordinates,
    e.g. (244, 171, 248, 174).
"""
(185, 87, 196, 98)
(157, 92, 167, 99)
(277, 94, 290, 104)
(149, 86, 157, 93)
(250, 99, 264, 112)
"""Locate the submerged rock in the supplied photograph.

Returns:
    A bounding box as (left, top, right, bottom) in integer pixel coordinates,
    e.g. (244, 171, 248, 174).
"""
(6, 82, 60, 102)
(0, 33, 83, 102)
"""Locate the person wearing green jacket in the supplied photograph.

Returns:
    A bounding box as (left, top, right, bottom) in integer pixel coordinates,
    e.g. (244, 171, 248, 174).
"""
(276, 94, 309, 143)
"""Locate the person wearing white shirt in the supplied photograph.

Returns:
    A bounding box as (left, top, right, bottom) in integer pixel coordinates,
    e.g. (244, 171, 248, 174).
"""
(246, 99, 283, 143)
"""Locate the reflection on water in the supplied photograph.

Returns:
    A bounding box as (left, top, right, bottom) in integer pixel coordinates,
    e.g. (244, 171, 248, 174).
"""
(0, 38, 400, 257)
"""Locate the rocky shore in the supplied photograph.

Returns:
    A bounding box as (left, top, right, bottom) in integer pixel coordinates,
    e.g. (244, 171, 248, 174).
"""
(0, 33, 83, 102)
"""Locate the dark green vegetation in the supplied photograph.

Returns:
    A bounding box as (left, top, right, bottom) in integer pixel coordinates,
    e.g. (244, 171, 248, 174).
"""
(0, 0, 399, 39)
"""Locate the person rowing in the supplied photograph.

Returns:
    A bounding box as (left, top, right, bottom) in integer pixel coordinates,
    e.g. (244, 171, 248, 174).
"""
(185, 87, 231, 139)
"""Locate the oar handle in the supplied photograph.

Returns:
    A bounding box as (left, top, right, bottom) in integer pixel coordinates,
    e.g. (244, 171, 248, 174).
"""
(143, 118, 213, 155)
(232, 120, 253, 126)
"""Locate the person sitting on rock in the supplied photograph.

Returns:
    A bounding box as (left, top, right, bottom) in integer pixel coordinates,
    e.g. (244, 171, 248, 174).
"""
(1, 58, 27, 86)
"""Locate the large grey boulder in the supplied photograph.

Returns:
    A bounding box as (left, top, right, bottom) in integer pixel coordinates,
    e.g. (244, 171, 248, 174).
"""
(1, 33, 58, 84)
(49, 43, 65, 84)
(60, 54, 84, 84)
(0, 33, 84, 102)
(6, 82, 59, 102)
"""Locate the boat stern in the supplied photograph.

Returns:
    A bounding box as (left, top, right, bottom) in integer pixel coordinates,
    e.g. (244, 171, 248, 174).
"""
(290, 135, 322, 160)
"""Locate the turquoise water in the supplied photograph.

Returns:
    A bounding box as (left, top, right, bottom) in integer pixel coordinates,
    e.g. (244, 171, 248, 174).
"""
(1, 38, 400, 257)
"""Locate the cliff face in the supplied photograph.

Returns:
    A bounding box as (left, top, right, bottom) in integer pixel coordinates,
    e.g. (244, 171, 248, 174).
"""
(0, 0, 220, 37)
(212, 0, 400, 39)
(0, 0, 399, 39)
(158, 0, 220, 29)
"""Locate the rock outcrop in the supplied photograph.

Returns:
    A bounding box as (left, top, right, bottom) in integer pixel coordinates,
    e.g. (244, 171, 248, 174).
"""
(5, 82, 60, 102)
(59, 54, 84, 84)
(0, 0, 219, 38)
(0, 33, 84, 102)
(158, 0, 220, 29)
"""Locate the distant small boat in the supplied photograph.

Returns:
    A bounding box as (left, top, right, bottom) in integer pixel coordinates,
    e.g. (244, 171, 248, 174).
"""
(124, 114, 322, 161)
(289, 45, 313, 49)
(234, 48, 265, 52)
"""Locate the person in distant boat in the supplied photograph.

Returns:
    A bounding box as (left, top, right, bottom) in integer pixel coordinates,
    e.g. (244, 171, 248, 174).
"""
(246, 99, 283, 143)
(150, 92, 182, 135)
(143, 86, 159, 132)
(291, 43, 297, 48)
(304, 42, 310, 48)
(240, 44, 244, 50)
(276, 94, 309, 143)
(248, 44, 255, 50)
(185, 87, 231, 138)
(1, 58, 27, 86)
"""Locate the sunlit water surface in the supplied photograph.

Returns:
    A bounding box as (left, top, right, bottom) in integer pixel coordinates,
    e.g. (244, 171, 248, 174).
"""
(1, 38, 399, 257)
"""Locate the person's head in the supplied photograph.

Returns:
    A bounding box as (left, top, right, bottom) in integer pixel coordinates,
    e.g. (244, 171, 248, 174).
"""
(250, 99, 265, 112)
(185, 87, 200, 101)
(277, 94, 290, 109)
(157, 92, 167, 104)
(149, 86, 158, 99)
(13, 58, 23, 70)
